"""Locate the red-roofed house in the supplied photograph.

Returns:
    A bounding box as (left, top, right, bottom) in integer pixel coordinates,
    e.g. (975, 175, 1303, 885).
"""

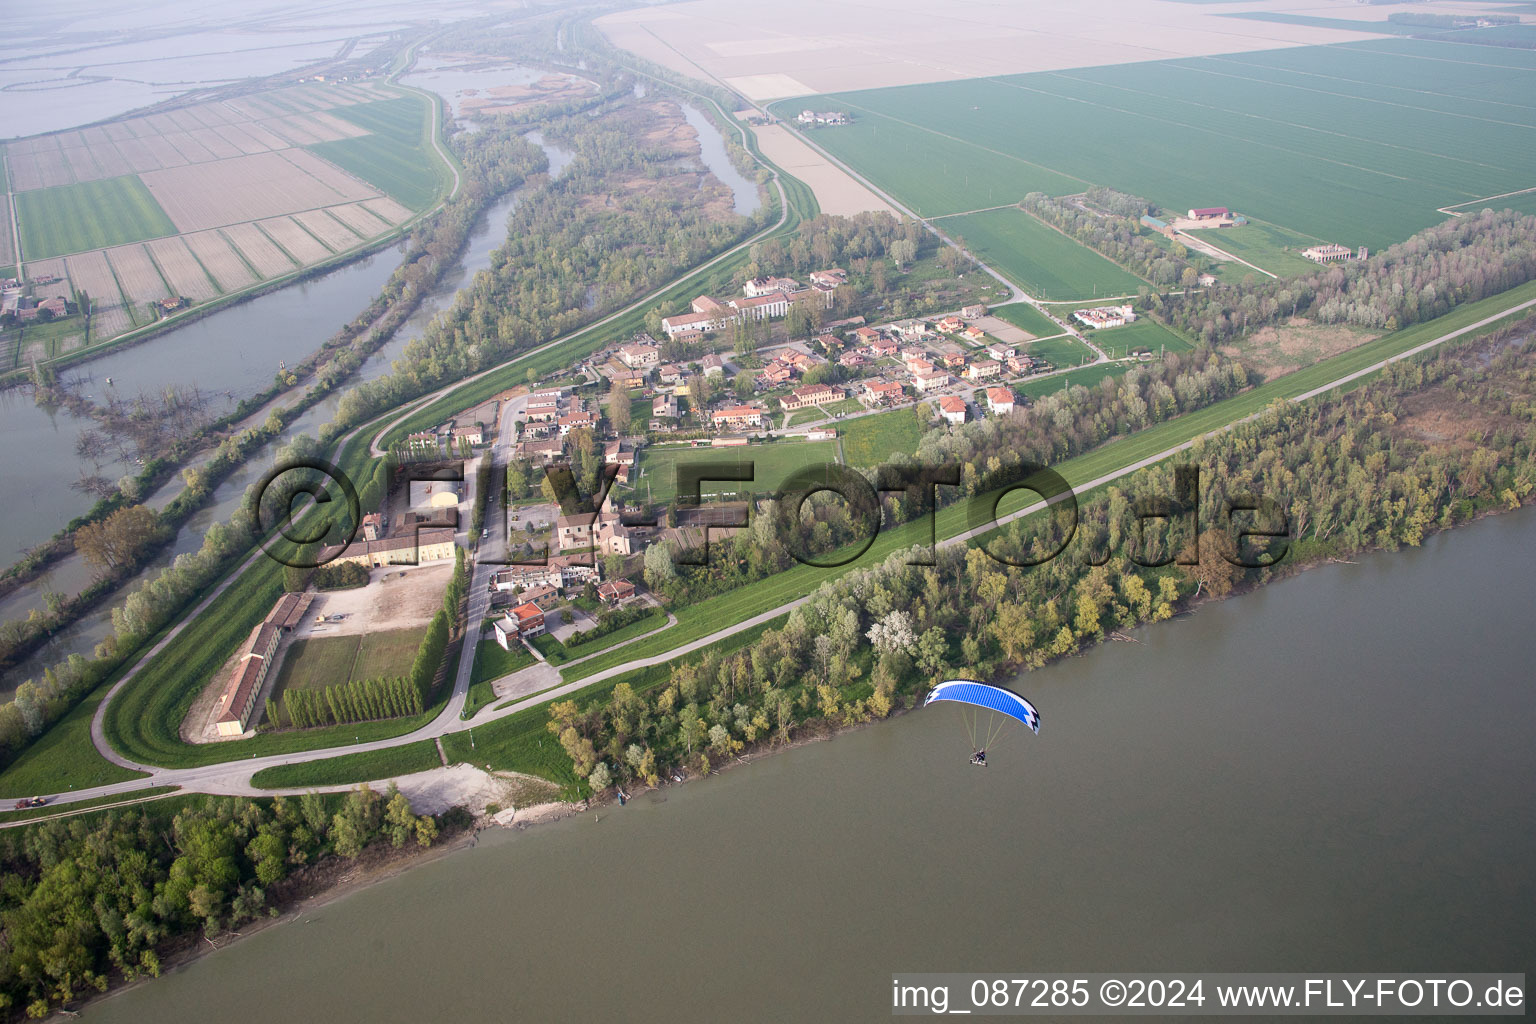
(781, 383, 843, 411)
(938, 395, 967, 425)
(985, 387, 1016, 415)
(712, 405, 765, 430)
(862, 380, 906, 406)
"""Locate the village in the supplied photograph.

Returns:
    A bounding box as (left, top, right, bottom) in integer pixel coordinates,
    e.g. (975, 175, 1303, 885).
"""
(387, 268, 1149, 665)
(194, 263, 1150, 734)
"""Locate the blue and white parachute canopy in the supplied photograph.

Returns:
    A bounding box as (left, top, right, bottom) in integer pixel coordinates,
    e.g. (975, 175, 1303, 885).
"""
(923, 680, 1040, 734)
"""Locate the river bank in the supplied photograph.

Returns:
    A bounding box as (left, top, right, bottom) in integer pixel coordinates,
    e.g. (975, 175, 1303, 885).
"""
(23, 501, 1534, 1020)
(65, 501, 1536, 1023)
(45, 818, 479, 1019)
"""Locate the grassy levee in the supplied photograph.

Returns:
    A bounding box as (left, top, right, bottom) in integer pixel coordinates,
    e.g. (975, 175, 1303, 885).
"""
(453, 617, 785, 790)
(0, 786, 180, 825)
(93, 418, 453, 769)
(558, 280, 1536, 684)
(0, 690, 148, 797)
(249, 740, 442, 789)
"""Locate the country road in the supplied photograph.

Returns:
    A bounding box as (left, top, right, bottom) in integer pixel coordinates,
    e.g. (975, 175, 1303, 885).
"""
(48, 288, 1536, 811)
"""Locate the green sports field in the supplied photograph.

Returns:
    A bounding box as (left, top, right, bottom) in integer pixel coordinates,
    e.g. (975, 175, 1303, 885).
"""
(940, 207, 1146, 300)
(774, 38, 1536, 250)
(15, 176, 176, 259)
(1017, 363, 1128, 400)
(1091, 317, 1194, 356)
(635, 439, 841, 503)
(309, 94, 446, 210)
(1025, 335, 1097, 367)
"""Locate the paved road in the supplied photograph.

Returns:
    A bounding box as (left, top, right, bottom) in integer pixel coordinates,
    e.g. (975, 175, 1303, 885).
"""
(55, 289, 1528, 810)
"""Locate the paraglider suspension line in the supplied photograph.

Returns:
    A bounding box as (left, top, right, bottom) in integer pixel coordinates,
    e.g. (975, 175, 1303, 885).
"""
(961, 708, 1011, 754)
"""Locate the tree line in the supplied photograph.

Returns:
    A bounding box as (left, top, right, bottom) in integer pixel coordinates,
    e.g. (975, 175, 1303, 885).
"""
(0, 787, 445, 1017)
(550, 315, 1536, 792)
(644, 348, 1252, 605)
(331, 94, 766, 434)
(277, 674, 425, 729)
(1157, 210, 1536, 344)
(1020, 188, 1196, 287)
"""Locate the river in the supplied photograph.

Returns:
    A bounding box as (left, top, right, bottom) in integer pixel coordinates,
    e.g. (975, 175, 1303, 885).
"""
(0, 133, 576, 694)
(78, 509, 1536, 1022)
(680, 102, 761, 217)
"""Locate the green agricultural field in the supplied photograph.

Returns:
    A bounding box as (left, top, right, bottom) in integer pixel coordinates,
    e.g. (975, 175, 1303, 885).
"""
(1196, 221, 1326, 278)
(776, 38, 1536, 249)
(840, 407, 927, 468)
(940, 207, 1146, 300)
(635, 439, 840, 503)
(15, 315, 86, 362)
(15, 176, 176, 259)
(1092, 317, 1194, 357)
(269, 636, 357, 693)
(309, 95, 445, 210)
(1479, 192, 1536, 218)
(989, 302, 1062, 337)
(1024, 335, 1096, 367)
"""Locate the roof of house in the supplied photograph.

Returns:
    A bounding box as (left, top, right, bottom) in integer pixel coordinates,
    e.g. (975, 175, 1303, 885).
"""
(939, 396, 967, 412)
(511, 603, 544, 623)
(986, 387, 1015, 404)
(318, 527, 456, 563)
(1191, 206, 1229, 217)
(215, 655, 266, 725)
